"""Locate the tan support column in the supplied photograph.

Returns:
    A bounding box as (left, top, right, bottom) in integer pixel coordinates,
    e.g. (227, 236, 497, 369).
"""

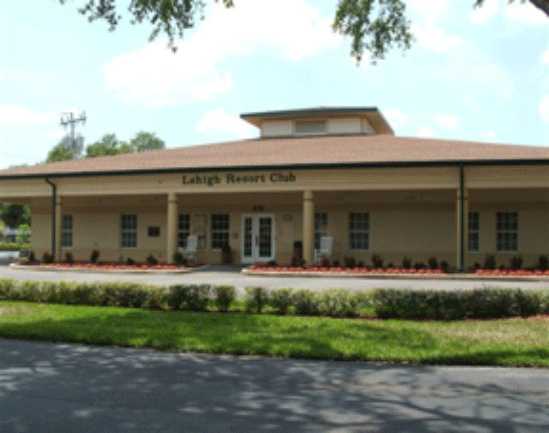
(302, 190, 315, 266)
(54, 196, 62, 262)
(166, 192, 178, 264)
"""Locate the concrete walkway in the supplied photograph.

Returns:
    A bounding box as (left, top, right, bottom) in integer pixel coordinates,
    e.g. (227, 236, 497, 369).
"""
(1, 261, 549, 290)
(0, 339, 547, 433)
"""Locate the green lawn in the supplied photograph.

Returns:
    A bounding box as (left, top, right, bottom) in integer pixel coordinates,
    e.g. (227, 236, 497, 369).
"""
(0, 301, 548, 367)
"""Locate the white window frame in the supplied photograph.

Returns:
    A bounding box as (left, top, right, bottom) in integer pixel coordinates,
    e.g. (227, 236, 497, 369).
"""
(496, 211, 518, 252)
(468, 211, 480, 253)
(120, 214, 138, 249)
(349, 212, 370, 251)
(61, 214, 73, 249)
(211, 214, 230, 250)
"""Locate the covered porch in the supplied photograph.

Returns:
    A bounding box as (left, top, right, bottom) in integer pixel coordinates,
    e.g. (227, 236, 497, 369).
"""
(24, 186, 543, 271)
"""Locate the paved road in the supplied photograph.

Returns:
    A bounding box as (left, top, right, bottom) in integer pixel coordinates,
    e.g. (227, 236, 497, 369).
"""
(0, 339, 547, 433)
(1, 262, 549, 290)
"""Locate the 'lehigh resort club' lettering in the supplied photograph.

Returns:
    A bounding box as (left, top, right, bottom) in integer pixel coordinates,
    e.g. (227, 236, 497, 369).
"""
(182, 172, 297, 187)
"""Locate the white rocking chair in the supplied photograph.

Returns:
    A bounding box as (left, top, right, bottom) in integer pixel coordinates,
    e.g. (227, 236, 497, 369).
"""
(314, 236, 334, 264)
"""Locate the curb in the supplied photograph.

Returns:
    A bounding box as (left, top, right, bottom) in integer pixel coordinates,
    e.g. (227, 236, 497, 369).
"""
(241, 269, 549, 283)
(9, 263, 204, 275)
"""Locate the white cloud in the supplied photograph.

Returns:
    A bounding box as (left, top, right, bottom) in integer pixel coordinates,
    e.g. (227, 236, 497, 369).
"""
(0, 105, 55, 127)
(540, 95, 549, 123)
(434, 114, 460, 130)
(196, 109, 257, 139)
(543, 50, 549, 65)
(407, 0, 450, 22)
(470, 0, 500, 24)
(384, 108, 411, 129)
(505, 1, 547, 25)
(415, 127, 436, 138)
(413, 25, 464, 53)
(104, 0, 340, 107)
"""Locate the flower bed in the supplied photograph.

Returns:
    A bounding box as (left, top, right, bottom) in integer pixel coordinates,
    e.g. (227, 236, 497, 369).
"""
(475, 269, 549, 277)
(248, 264, 446, 275)
(13, 262, 197, 273)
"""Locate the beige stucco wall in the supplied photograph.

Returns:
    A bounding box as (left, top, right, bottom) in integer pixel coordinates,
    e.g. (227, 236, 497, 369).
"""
(26, 189, 549, 269)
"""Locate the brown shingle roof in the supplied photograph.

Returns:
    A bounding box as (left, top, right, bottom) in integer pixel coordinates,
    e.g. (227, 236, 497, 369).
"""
(1, 135, 548, 178)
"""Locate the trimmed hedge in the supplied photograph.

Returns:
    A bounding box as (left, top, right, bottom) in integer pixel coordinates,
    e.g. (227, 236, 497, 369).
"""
(0, 279, 548, 320)
(372, 288, 549, 320)
(0, 242, 30, 251)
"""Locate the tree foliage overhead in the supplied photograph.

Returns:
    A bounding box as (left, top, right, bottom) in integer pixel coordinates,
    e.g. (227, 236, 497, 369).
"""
(129, 131, 165, 152)
(60, 0, 547, 62)
(85, 133, 131, 158)
(46, 134, 85, 163)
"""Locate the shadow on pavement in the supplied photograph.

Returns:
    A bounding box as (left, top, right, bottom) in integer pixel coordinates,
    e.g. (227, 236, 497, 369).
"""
(0, 334, 548, 433)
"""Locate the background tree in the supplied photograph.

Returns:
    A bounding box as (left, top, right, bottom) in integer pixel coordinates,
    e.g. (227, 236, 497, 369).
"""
(0, 204, 30, 229)
(129, 131, 165, 152)
(85, 133, 132, 158)
(60, 0, 547, 62)
(46, 134, 85, 163)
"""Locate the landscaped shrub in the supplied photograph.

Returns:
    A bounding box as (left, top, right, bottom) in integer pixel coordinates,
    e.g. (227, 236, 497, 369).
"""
(101, 283, 153, 308)
(318, 289, 361, 317)
(168, 284, 211, 311)
(484, 255, 496, 270)
(146, 254, 159, 266)
(126, 258, 136, 266)
(440, 261, 450, 273)
(0, 242, 31, 251)
(41, 252, 54, 264)
(510, 255, 523, 270)
(402, 257, 412, 269)
(538, 255, 549, 271)
(372, 287, 547, 320)
(428, 257, 439, 270)
(320, 256, 331, 268)
(90, 250, 100, 264)
(291, 289, 321, 315)
(0, 279, 16, 299)
(343, 256, 356, 268)
(269, 288, 293, 315)
(371, 254, 384, 269)
(414, 262, 426, 270)
(65, 252, 74, 264)
(213, 285, 236, 312)
(173, 252, 185, 267)
(244, 287, 269, 313)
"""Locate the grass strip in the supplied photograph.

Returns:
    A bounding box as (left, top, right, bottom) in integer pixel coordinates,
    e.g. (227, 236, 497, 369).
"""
(0, 301, 548, 367)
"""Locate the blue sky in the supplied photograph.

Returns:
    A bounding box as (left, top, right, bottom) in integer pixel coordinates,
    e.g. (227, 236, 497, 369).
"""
(0, 0, 547, 168)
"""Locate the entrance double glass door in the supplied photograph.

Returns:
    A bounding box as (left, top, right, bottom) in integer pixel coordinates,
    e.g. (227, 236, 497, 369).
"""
(241, 214, 275, 264)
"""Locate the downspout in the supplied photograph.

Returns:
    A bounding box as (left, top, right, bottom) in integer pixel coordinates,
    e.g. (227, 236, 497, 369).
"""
(45, 178, 57, 258)
(459, 164, 465, 272)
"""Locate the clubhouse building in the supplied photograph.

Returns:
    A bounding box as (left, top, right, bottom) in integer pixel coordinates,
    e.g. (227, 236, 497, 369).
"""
(1, 107, 549, 271)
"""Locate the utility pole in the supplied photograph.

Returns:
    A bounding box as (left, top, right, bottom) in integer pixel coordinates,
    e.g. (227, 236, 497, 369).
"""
(60, 111, 87, 151)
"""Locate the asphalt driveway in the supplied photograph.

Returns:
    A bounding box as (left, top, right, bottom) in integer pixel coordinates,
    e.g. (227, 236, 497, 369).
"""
(0, 339, 547, 433)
